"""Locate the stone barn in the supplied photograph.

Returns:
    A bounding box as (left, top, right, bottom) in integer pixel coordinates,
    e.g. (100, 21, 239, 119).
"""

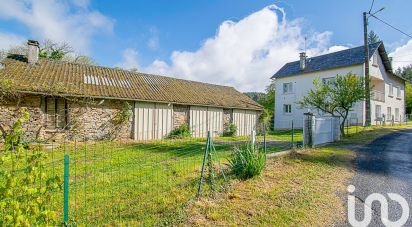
(0, 40, 262, 142)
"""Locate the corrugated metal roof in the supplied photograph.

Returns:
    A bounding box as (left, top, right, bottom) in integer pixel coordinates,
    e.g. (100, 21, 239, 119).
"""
(272, 42, 384, 79)
(0, 55, 262, 110)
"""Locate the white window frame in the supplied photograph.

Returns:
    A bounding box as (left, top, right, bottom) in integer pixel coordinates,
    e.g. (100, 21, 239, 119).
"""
(387, 107, 392, 121)
(395, 108, 400, 121)
(283, 83, 293, 94)
(396, 86, 402, 99)
(283, 104, 292, 114)
(389, 83, 394, 97)
(375, 105, 381, 119)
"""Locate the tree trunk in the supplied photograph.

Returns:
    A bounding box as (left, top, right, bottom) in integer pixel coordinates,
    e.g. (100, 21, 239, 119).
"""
(340, 113, 349, 137)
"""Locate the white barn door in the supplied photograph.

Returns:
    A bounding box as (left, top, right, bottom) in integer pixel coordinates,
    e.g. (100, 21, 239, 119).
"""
(134, 102, 173, 141)
(207, 107, 223, 137)
(233, 109, 258, 136)
(190, 106, 223, 138)
(190, 106, 208, 138)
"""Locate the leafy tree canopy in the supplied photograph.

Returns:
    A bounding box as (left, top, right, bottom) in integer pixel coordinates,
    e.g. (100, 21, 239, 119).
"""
(297, 73, 366, 135)
(396, 64, 412, 114)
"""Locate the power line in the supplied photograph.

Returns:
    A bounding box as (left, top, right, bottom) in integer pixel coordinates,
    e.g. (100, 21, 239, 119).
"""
(369, 14, 412, 39)
(368, 0, 375, 14)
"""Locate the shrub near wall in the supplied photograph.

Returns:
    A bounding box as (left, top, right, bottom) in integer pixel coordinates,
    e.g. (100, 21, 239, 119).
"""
(222, 122, 237, 137)
(229, 144, 266, 180)
(168, 123, 191, 139)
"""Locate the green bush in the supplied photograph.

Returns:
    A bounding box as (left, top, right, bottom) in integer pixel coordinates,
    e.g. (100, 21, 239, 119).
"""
(222, 122, 237, 137)
(0, 109, 62, 226)
(168, 123, 191, 139)
(228, 144, 266, 180)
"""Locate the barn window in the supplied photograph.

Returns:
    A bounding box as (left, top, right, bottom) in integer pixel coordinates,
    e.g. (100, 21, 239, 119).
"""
(45, 97, 67, 129)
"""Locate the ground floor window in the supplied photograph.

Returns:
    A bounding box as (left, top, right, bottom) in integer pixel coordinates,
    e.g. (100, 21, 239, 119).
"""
(375, 105, 381, 119)
(283, 104, 292, 114)
(387, 107, 392, 121)
(45, 97, 67, 129)
(395, 108, 399, 121)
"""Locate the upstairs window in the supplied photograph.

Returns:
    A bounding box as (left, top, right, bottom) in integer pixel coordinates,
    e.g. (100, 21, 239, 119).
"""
(45, 97, 67, 129)
(389, 83, 393, 97)
(397, 87, 402, 99)
(283, 83, 293, 94)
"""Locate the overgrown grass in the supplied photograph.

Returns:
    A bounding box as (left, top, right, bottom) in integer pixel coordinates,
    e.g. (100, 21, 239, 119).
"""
(228, 144, 266, 180)
(187, 146, 355, 226)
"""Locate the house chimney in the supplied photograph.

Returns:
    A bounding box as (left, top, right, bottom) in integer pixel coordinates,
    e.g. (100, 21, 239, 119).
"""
(27, 40, 39, 64)
(389, 57, 393, 67)
(299, 52, 307, 70)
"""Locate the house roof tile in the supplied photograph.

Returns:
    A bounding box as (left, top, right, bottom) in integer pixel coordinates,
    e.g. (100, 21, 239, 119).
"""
(0, 55, 262, 110)
(271, 42, 398, 79)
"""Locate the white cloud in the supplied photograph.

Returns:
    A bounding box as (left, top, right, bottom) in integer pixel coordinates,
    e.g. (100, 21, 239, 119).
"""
(116, 48, 140, 70)
(0, 32, 25, 50)
(141, 5, 343, 92)
(0, 0, 113, 52)
(147, 27, 160, 50)
(389, 39, 412, 70)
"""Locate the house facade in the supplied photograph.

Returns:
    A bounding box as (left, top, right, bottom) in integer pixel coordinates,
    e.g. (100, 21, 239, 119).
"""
(0, 40, 262, 142)
(271, 42, 407, 129)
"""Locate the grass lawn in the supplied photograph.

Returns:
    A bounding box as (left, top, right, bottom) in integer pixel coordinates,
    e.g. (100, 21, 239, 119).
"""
(186, 146, 355, 226)
(2, 139, 234, 226)
(215, 129, 303, 143)
(2, 124, 409, 225)
(184, 124, 412, 226)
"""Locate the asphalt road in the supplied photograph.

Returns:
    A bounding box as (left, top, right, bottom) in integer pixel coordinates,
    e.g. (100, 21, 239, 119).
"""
(347, 129, 412, 226)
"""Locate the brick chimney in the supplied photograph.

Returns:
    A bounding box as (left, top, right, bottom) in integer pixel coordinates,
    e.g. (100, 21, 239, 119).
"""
(27, 40, 39, 64)
(299, 52, 307, 70)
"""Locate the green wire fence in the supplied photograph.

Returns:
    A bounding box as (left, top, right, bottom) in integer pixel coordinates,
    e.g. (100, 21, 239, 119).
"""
(1, 122, 304, 225)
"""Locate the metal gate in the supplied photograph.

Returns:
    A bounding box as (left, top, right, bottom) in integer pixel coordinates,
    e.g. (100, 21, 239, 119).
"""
(304, 114, 340, 147)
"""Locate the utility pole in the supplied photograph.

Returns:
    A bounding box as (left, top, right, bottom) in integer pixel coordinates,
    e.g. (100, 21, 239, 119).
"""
(363, 12, 371, 126)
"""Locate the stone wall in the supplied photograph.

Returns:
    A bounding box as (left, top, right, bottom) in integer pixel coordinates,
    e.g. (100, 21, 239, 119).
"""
(64, 99, 133, 141)
(173, 105, 189, 128)
(0, 95, 133, 142)
(0, 94, 44, 141)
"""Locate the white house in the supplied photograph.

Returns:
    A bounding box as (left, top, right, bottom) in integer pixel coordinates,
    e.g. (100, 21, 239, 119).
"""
(271, 42, 407, 129)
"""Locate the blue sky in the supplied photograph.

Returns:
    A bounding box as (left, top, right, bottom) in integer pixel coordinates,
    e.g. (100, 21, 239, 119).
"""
(0, 0, 411, 91)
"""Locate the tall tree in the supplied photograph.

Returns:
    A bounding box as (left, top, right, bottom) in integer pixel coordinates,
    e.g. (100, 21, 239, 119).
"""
(244, 80, 276, 130)
(396, 64, 412, 114)
(368, 30, 381, 44)
(297, 73, 365, 136)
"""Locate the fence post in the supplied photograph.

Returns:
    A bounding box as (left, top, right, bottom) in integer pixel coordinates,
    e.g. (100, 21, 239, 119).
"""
(251, 130, 256, 147)
(263, 123, 267, 154)
(291, 120, 294, 149)
(197, 131, 210, 198)
(63, 154, 70, 226)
